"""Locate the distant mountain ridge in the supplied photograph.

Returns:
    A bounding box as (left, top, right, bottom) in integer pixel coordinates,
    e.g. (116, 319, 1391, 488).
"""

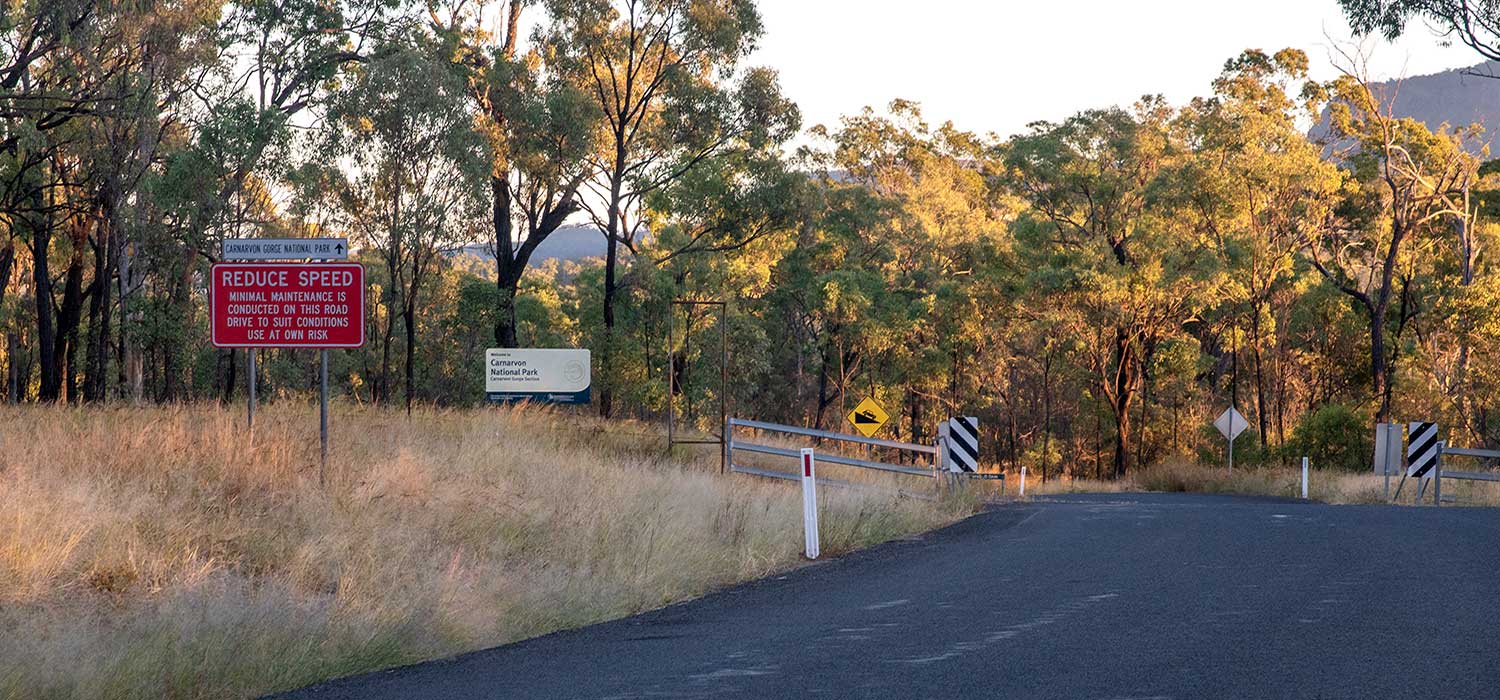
(1321, 61, 1500, 155)
(454, 225, 611, 268)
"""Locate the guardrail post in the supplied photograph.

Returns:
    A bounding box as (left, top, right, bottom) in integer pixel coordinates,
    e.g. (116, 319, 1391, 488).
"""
(936, 423, 949, 498)
(1434, 441, 1443, 507)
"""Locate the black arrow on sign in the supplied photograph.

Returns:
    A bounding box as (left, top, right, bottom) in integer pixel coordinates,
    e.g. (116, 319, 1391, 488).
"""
(334, 242, 345, 254)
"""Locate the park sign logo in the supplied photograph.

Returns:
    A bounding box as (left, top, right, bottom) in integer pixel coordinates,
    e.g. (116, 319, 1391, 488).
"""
(485, 349, 591, 404)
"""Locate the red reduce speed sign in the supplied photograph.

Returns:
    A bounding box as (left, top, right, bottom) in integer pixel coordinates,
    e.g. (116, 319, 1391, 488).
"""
(211, 262, 365, 348)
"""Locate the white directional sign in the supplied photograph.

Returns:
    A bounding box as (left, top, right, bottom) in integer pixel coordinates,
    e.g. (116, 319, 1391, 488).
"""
(222, 238, 348, 261)
(1214, 407, 1249, 440)
(485, 348, 591, 404)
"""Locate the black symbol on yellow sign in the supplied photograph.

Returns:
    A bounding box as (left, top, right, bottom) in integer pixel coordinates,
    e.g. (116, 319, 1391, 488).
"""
(847, 397, 889, 438)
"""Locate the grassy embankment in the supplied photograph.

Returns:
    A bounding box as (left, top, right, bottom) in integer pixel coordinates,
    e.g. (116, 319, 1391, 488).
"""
(0, 404, 973, 700)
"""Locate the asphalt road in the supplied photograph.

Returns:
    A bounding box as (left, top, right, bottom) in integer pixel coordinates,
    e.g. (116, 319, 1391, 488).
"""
(280, 493, 1500, 699)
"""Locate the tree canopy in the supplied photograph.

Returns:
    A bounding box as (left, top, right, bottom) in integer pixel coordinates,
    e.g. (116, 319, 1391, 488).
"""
(7, 4, 1500, 476)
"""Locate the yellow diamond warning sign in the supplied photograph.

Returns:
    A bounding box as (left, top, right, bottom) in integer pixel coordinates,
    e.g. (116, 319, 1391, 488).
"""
(847, 397, 890, 438)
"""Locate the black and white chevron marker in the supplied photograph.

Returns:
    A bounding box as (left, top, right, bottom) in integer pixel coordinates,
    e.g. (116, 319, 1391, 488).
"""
(1407, 421, 1440, 478)
(947, 416, 979, 473)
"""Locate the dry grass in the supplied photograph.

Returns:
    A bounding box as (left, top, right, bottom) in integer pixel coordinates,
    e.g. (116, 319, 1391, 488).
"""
(1129, 457, 1500, 506)
(0, 403, 971, 700)
(1006, 472, 1134, 497)
(969, 456, 1500, 506)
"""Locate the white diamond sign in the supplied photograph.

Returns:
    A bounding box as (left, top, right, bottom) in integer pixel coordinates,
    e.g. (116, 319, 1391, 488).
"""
(1215, 407, 1249, 440)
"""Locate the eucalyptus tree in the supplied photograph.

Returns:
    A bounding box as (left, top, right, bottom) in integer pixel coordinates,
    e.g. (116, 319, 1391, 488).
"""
(78, 0, 219, 402)
(1304, 66, 1479, 423)
(1341, 0, 1500, 65)
(542, 0, 799, 416)
(808, 101, 1004, 442)
(1, 0, 119, 401)
(1006, 100, 1216, 477)
(152, 0, 400, 399)
(321, 36, 487, 412)
(427, 0, 601, 350)
(1170, 49, 1342, 446)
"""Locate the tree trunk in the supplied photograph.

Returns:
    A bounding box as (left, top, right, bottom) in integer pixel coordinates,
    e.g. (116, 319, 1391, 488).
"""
(1114, 408, 1131, 478)
(0, 239, 13, 306)
(600, 223, 620, 418)
(404, 302, 417, 416)
(814, 354, 832, 430)
(222, 349, 237, 403)
(1370, 303, 1390, 423)
(117, 223, 143, 404)
(0, 241, 13, 403)
(492, 177, 521, 348)
(1094, 400, 1102, 480)
(1454, 205, 1479, 440)
(84, 215, 115, 402)
(599, 141, 628, 419)
(6, 332, 18, 403)
(31, 212, 58, 402)
(56, 235, 88, 403)
(162, 250, 194, 402)
(906, 386, 918, 458)
(379, 301, 396, 405)
(1041, 349, 1053, 483)
(1251, 308, 1269, 448)
(1108, 328, 1137, 478)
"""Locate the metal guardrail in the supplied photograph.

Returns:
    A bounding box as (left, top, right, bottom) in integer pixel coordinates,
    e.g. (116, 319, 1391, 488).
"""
(1433, 443, 1500, 504)
(1437, 446, 1500, 460)
(726, 417, 941, 498)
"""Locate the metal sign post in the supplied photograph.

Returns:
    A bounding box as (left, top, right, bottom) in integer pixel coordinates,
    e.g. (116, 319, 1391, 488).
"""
(247, 349, 256, 429)
(320, 349, 329, 486)
(210, 256, 365, 489)
(1374, 423, 1403, 499)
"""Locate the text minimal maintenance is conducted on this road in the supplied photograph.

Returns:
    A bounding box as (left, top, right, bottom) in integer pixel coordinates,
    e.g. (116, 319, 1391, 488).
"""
(211, 262, 365, 348)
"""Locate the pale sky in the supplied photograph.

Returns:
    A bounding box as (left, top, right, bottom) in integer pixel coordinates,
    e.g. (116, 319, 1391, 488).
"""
(748, 0, 1484, 138)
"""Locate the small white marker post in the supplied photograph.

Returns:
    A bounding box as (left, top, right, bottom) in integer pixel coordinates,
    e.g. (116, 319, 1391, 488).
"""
(800, 448, 820, 560)
(1301, 456, 1309, 499)
(1020, 466, 1027, 498)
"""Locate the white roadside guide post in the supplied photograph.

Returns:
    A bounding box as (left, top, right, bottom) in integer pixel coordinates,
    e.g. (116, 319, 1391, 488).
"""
(1020, 466, 1027, 498)
(1301, 456, 1309, 499)
(800, 448, 820, 559)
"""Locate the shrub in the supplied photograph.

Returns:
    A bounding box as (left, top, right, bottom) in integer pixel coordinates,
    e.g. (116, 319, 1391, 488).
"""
(1284, 403, 1369, 472)
(1194, 424, 1272, 467)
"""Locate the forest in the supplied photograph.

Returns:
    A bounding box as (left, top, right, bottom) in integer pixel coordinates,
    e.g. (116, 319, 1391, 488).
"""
(6, 0, 1500, 479)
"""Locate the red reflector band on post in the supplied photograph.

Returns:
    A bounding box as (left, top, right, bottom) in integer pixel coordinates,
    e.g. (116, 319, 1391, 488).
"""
(803, 452, 812, 477)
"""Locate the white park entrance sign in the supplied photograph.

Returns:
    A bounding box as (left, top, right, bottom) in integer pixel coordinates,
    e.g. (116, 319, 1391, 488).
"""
(485, 348, 591, 404)
(1215, 406, 1249, 472)
(223, 237, 348, 260)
